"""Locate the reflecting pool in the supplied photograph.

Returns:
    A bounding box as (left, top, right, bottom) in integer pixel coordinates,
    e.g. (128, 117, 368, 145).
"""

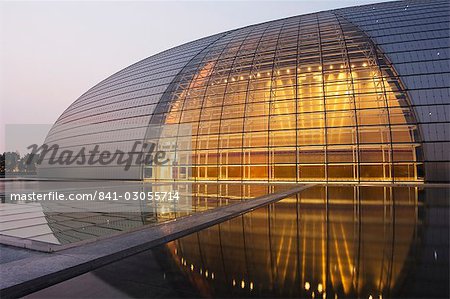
(1, 181, 292, 247)
(25, 185, 449, 298)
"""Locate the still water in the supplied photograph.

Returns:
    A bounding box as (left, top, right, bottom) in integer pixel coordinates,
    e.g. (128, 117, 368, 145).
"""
(26, 185, 449, 298)
(1, 181, 292, 247)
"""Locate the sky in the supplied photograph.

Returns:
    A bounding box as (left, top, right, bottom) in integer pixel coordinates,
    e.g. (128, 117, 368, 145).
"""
(0, 0, 390, 152)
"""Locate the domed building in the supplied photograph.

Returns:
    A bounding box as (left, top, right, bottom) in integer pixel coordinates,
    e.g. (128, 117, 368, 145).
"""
(38, 0, 449, 183)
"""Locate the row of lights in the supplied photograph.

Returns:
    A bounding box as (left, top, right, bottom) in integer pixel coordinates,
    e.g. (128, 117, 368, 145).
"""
(215, 63, 370, 84)
(305, 282, 325, 297)
(180, 256, 256, 291)
(232, 278, 254, 291)
(178, 252, 382, 298)
(180, 257, 215, 280)
(304, 282, 382, 299)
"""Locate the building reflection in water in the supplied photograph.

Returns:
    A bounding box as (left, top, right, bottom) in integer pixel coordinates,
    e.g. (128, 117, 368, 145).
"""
(168, 185, 420, 298)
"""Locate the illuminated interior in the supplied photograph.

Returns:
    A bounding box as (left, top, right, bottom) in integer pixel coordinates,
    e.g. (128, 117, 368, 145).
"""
(145, 13, 422, 182)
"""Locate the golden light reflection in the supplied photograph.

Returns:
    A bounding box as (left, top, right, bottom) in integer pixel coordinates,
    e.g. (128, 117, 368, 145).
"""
(305, 282, 311, 290)
(168, 185, 419, 298)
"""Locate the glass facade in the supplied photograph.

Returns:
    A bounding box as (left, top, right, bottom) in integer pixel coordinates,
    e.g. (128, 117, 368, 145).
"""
(39, 33, 226, 180)
(337, 0, 450, 182)
(146, 12, 421, 182)
(39, 0, 450, 183)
